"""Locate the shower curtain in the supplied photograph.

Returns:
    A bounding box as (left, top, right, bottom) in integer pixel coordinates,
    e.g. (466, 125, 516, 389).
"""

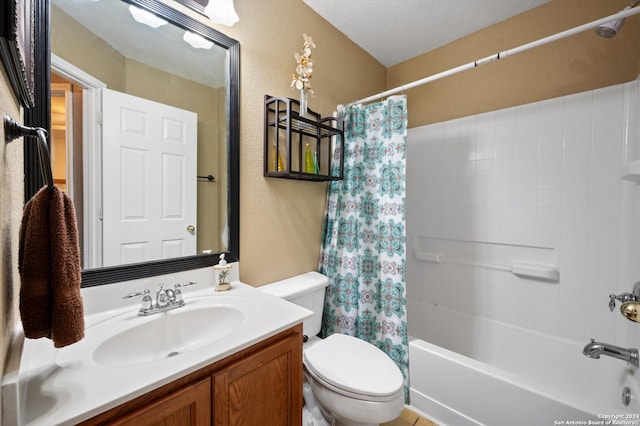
(319, 95, 409, 399)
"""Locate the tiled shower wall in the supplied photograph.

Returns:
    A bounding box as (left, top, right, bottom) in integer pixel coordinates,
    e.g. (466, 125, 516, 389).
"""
(407, 77, 640, 346)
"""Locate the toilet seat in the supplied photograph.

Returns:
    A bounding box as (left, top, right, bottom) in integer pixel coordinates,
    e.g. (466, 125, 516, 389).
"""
(303, 333, 404, 402)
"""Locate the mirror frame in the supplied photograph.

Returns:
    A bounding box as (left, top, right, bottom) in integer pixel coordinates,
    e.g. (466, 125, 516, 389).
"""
(25, 0, 240, 287)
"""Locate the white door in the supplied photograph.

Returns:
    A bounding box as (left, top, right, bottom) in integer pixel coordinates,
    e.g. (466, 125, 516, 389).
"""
(102, 88, 198, 267)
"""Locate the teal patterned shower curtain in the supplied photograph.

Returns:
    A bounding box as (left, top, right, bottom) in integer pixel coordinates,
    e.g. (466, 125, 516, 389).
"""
(319, 95, 409, 399)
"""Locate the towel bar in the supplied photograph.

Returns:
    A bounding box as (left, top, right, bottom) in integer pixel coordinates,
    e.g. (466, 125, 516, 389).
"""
(4, 114, 54, 190)
(197, 174, 216, 182)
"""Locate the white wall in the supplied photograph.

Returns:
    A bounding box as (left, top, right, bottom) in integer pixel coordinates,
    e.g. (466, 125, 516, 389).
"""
(407, 77, 640, 347)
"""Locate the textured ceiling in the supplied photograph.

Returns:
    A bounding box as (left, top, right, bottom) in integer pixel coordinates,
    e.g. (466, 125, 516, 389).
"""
(303, 0, 554, 67)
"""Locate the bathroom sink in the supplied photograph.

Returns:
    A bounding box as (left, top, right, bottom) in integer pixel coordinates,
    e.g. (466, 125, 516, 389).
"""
(93, 305, 244, 366)
(56, 294, 256, 367)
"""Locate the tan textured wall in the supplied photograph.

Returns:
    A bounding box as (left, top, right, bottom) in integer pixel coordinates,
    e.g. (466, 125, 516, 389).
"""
(52, 5, 126, 91)
(388, 0, 640, 127)
(0, 68, 24, 414)
(201, 0, 386, 285)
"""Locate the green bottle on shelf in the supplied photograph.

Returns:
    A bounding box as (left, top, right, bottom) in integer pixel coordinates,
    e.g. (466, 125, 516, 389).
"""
(272, 143, 284, 172)
(313, 152, 320, 174)
(304, 143, 315, 174)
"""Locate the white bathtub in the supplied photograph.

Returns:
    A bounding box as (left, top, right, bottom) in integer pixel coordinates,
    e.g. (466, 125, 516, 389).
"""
(408, 302, 640, 426)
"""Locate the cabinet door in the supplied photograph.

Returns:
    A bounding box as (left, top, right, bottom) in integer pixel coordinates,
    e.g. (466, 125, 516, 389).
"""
(108, 377, 211, 426)
(213, 334, 302, 426)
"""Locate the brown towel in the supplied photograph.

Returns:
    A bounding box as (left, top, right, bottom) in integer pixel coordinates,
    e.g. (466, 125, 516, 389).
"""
(18, 186, 85, 348)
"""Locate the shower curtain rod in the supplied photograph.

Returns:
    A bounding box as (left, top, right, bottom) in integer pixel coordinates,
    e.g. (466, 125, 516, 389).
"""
(347, 6, 640, 106)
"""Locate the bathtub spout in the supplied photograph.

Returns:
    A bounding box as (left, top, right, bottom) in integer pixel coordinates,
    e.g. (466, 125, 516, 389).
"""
(583, 338, 639, 367)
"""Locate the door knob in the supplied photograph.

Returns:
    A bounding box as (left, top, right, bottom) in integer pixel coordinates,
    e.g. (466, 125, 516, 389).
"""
(187, 225, 195, 233)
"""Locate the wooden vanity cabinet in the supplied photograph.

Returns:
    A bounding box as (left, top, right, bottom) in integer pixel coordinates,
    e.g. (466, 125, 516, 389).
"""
(78, 325, 303, 426)
(107, 377, 211, 426)
(213, 335, 301, 425)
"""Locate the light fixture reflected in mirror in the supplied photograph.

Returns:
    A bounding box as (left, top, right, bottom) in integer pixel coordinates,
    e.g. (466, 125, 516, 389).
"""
(183, 31, 214, 49)
(128, 5, 168, 28)
(204, 0, 239, 27)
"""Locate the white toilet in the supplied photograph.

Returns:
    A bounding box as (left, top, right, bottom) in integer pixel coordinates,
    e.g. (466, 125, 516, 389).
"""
(260, 272, 405, 426)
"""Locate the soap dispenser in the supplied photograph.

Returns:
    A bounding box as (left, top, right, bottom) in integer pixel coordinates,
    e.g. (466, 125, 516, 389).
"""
(214, 253, 232, 291)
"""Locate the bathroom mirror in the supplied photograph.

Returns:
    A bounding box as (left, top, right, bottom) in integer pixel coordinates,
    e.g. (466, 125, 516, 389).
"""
(24, 0, 239, 286)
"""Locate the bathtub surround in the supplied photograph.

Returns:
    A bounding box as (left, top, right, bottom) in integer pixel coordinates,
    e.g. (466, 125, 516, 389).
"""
(407, 77, 640, 424)
(405, 71, 640, 426)
(319, 96, 410, 397)
(407, 76, 640, 350)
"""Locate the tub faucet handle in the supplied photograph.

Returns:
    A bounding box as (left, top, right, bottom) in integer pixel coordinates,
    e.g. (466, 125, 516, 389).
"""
(609, 292, 636, 311)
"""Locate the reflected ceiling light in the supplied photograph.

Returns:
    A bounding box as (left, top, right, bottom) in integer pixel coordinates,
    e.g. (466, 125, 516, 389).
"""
(204, 0, 239, 27)
(183, 31, 214, 49)
(128, 5, 168, 28)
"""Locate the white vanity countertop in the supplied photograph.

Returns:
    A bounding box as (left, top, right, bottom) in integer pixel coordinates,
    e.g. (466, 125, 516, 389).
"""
(3, 268, 311, 426)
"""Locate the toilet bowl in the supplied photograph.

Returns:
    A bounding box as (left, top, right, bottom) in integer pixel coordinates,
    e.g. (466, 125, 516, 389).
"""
(260, 272, 404, 426)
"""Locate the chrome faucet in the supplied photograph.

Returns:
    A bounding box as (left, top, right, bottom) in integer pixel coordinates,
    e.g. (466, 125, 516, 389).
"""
(609, 281, 640, 311)
(122, 281, 197, 316)
(583, 338, 639, 367)
(156, 284, 172, 308)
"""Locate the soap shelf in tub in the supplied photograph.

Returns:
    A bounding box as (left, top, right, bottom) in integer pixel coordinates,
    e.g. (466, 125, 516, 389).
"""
(414, 251, 559, 281)
(413, 236, 559, 282)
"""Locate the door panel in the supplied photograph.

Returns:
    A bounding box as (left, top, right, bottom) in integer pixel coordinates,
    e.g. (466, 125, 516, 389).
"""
(102, 88, 197, 267)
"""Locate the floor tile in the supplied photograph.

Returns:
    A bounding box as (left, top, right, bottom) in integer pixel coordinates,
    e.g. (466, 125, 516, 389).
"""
(382, 407, 438, 426)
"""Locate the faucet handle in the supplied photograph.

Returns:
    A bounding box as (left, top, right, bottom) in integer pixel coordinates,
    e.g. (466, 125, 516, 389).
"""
(140, 289, 153, 311)
(610, 295, 617, 311)
(174, 283, 183, 303)
(156, 283, 169, 307)
(123, 291, 144, 299)
(165, 288, 176, 303)
(610, 293, 636, 311)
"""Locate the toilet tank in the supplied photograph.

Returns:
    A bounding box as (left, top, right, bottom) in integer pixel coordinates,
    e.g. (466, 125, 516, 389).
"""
(260, 272, 329, 337)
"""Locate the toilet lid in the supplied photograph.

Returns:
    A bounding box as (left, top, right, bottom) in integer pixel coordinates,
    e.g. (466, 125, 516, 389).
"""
(303, 333, 403, 398)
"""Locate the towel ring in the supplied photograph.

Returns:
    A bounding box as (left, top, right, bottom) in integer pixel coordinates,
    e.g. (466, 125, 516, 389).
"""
(4, 114, 54, 189)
